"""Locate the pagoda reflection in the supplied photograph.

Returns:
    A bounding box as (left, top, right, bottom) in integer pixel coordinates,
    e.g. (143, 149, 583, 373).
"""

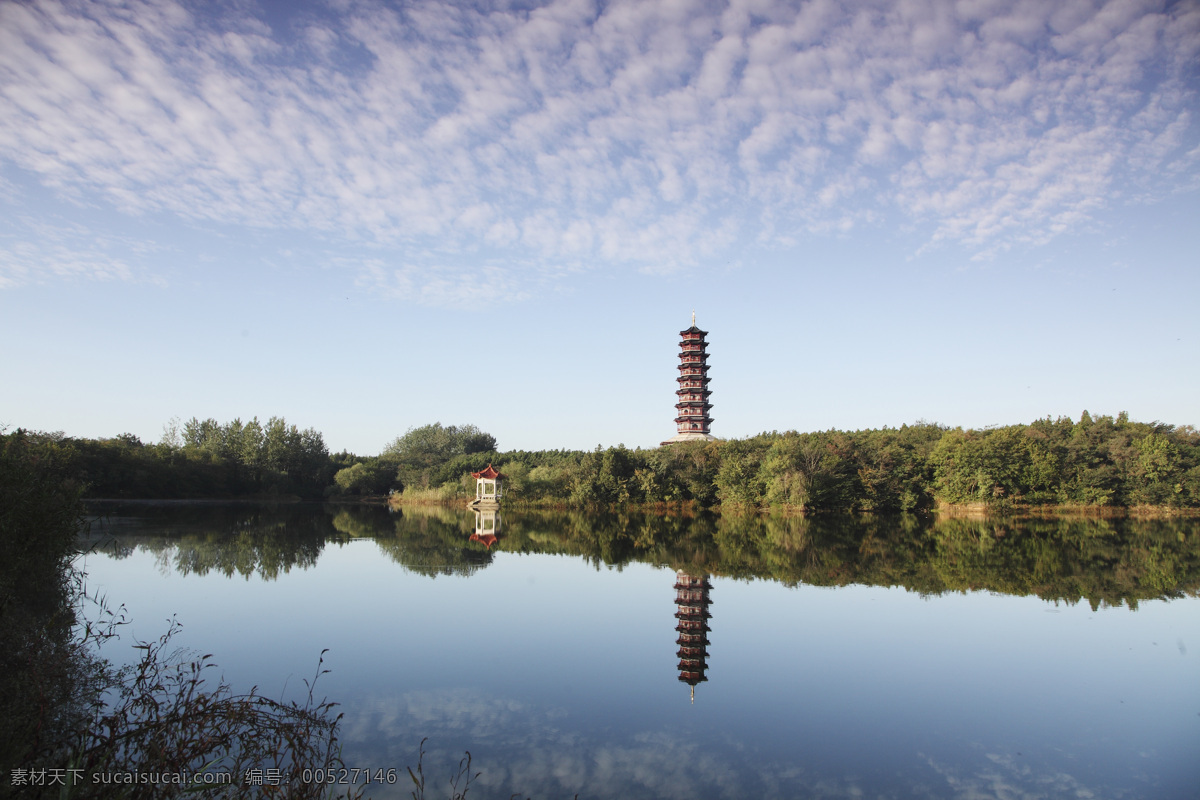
(674, 570, 712, 703)
(469, 508, 501, 549)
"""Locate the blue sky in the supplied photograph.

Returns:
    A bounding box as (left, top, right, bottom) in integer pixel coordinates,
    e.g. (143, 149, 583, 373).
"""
(2, 0, 1198, 455)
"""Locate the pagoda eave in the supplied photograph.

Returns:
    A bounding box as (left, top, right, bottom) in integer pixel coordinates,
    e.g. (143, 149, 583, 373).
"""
(673, 581, 713, 591)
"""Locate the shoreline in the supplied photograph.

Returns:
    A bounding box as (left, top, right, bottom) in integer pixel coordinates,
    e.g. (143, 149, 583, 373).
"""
(82, 495, 1200, 518)
(385, 495, 1200, 518)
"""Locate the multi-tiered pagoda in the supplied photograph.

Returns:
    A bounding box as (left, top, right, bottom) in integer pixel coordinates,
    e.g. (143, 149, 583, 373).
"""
(674, 570, 713, 703)
(662, 313, 715, 445)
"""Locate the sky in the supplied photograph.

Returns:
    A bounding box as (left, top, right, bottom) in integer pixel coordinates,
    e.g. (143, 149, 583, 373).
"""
(1, 0, 1198, 455)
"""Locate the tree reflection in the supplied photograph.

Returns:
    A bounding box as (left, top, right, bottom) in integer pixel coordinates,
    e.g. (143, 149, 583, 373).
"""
(90, 503, 1200, 609)
(87, 502, 336, 580)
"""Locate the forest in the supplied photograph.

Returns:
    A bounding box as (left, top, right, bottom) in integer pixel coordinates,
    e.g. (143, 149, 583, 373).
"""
(7, 411, 1200, 511)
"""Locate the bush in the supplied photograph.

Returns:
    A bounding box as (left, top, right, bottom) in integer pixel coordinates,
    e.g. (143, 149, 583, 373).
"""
(1, 428, 361, 799)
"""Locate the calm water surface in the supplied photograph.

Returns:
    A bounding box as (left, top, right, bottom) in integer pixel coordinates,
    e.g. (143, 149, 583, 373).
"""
(78, 503, 1199, 799)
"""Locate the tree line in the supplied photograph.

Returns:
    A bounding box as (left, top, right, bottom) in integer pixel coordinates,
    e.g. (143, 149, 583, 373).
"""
(24, 416, 336, 499)
(378, 413, 1200, 511)
(9, 411, 1200, 509)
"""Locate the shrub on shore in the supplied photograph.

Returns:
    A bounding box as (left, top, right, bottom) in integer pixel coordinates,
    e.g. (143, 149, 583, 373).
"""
(1, 428, 360, 799)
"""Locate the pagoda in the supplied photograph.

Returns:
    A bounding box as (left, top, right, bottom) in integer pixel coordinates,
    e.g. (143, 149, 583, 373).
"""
(674, 570, 713, 702)
(662, 312, 715, 445)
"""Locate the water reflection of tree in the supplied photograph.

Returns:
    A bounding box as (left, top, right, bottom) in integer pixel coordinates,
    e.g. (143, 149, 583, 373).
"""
(90, 503, 1200, 607)
(366, 505, 494, 578)
(87, 503, 338, 580)
(481, 510, 1200, 609)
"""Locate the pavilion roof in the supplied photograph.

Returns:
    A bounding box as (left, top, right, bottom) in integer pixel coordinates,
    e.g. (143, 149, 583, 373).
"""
(471, 464, 503, 480)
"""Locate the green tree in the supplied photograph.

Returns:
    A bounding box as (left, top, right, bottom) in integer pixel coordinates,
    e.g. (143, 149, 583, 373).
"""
(715, 437, 768, 508)
(385, 423, 498, 489)
(1129, 432, 1185, 506)
(333, 459, 397, 496)
(760, 432, 858, 511)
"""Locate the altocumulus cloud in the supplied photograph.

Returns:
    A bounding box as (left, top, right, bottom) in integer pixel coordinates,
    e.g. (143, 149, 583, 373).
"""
(0, 0, 1197, 297)
(337, 687, 1122, 799)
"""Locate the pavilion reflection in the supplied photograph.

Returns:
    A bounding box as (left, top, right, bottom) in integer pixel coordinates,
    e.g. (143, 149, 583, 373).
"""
(469, 507, 501, 549)
(674, 570, 712, 703)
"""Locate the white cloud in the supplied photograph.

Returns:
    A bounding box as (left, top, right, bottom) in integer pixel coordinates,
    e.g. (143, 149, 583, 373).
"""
(338, 687, 1130, 800)
(0, 0, 1196, 298)
(0, 212, 161, 288)
(350, 256, 535, 306)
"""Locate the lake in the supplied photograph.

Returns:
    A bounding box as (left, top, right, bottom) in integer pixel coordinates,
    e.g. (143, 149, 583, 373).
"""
(77, 502, 1199, 799)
